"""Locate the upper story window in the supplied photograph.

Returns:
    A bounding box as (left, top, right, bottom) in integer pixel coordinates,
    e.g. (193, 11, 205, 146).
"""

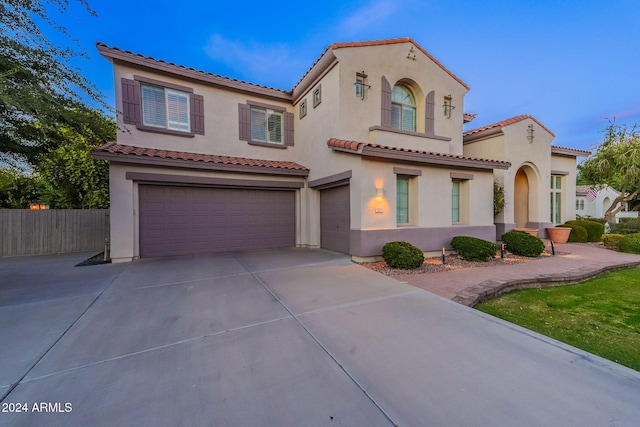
(391, 85, 416, 131)
(141, 84, 190, 132)
(120, 76, 205, 137)
(238, 101, 294, 148)
(251, 107, 283, 145)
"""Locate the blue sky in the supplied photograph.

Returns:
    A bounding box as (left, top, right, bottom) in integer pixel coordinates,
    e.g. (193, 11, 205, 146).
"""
(50, 0, 640, 151)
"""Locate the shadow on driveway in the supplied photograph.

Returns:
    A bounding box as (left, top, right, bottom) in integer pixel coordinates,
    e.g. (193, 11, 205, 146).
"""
(1, 248, 639, 426)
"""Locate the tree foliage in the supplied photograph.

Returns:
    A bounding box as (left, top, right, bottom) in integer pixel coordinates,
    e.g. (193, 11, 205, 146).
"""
(36, 108, 114, 208)
(579, 120, 640, 223)
(0, 107, 114, 208)
(0, 0, 104, 165)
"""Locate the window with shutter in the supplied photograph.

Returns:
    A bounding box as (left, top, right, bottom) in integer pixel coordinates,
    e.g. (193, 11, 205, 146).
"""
(250, 106, 283, 144)
(125, 76, 203, 136)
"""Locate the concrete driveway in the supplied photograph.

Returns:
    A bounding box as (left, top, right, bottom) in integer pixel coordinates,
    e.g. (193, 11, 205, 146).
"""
(1, 249, 639, 426)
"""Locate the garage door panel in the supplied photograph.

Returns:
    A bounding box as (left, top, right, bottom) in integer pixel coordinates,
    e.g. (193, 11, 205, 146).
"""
(139, 185, 295, 257)
(320, 185, 350, 254)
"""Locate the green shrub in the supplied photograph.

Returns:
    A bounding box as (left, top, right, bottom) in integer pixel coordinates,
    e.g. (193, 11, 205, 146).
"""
(610, 218, 640, 235)
(565, 220, 605, 242)
(451, 236, 498, 262)
(559, 224, 588, 242)
(381, 241, 424, 269)
(602, 234, 625, 251)
(577, 216, 607, 224)
(618, 233, 640, 254)
(501, 230, 545, 257)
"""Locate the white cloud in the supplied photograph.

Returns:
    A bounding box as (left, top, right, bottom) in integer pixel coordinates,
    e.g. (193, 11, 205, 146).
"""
(337, 0, 400, 36)
(204, 34, 307, 89)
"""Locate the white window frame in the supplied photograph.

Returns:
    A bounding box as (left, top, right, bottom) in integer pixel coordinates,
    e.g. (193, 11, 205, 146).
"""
(250, 106, 283, 145)
(391, 85, 416, 132)
(141, 84, 190, 133)
(550, 176, 563, 224)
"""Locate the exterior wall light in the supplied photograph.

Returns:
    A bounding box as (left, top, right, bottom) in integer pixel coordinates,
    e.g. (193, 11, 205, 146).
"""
(376, 187, 384, 201)
(443, 95, 455, 118)
(527, 124, 534, 143)
(29, 202, 50, 210)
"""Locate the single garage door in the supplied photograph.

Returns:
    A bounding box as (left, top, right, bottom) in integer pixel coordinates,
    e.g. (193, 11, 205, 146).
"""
(139, 185, 295, 257)
(320, 184, 350, 254)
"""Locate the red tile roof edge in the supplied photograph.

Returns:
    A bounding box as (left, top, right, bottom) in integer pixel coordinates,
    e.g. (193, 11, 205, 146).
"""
(327, 138, 509, 165)
(92, 142, 309, 171)
(464, 114, 556, 138)
(96, 42, 291, 95)
(329, 38, 470, 91)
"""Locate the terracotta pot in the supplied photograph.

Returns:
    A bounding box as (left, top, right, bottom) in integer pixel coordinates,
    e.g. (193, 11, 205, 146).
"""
(546, 227, 571, 244)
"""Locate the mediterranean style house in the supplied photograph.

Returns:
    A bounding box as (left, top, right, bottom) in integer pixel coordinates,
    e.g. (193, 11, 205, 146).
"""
(93, 38, 589, 263)
(576, 185, 638, 223)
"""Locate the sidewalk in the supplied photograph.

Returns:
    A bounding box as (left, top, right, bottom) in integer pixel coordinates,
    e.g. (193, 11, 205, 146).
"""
(395, 243, 640, 306)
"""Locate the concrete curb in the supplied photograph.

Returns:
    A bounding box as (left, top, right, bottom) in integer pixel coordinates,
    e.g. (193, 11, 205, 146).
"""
(453, 260, 640, 307)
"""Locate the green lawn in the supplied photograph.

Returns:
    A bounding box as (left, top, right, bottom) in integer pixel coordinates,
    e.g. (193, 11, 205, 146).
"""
(475, 268, 640, 371)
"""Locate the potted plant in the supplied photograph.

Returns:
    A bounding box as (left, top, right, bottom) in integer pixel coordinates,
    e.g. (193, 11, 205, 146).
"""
(546, 226, 571, 244)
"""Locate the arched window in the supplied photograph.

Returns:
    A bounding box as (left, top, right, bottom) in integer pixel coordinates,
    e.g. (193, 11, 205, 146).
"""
(391, 85, 416, 131)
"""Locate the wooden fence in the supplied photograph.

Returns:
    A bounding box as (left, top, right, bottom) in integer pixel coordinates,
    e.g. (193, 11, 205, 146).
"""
(0, 210, 109, 257)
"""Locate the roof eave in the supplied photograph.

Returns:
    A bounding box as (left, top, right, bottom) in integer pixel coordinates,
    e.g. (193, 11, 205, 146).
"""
(97, 43, 293, 102)
(551, 146, 591, 157)
(91, 149, 309, 177)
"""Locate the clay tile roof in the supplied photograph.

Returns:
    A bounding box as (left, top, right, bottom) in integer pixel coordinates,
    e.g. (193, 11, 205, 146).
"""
(92, 142, 309, 172)
(463, 114, 556, 138)
(327, 138, 510, 168)
(463, 113, 477, 123)
(95, 42, 291, 96)
(551, 145, 591, 157)
(329, 37, 469, 91)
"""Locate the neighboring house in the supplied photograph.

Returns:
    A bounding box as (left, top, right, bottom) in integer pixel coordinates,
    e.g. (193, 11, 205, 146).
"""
(576, 185, 639, 223)
(93, 38, 588, 263)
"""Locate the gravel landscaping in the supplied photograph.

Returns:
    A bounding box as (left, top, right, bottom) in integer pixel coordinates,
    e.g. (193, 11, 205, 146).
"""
(359, 251, 552, 275)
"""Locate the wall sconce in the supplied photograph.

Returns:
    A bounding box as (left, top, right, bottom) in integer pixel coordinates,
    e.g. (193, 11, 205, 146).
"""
(527, 124, 534, 143)
(443, 95, 455, 118)
(29, 202, 50, 210)
(376, 187, 384, 201)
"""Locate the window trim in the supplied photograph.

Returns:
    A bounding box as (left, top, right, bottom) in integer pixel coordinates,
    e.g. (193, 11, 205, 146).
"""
(550, 175, 563, 224)
(126, 75, 202, 137)
(396, 175, 411, 225)
(452, 180, 461, 224)
(299, 99, 307, 119)
(313, 85, 322, 108)
(239, 101, 294, 149)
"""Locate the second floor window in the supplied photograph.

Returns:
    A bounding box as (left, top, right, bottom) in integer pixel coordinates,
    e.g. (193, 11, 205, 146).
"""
(141, 84, 190, 132)
(391, 85, 416, 131)
(251, 107, 283, 144)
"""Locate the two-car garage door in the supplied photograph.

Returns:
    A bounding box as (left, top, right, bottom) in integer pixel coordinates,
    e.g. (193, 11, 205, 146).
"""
(139, 185, 295, 258)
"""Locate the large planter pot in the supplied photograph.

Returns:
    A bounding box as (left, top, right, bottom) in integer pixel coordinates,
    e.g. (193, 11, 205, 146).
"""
(546, 227, 571, 244)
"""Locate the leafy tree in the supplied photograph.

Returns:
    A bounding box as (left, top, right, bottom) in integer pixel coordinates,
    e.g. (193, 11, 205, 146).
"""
(579, 120, 640, 223)
(0, 167, 47, 208)
(0, 0, 104, 166)
(36, 108, 114, 208)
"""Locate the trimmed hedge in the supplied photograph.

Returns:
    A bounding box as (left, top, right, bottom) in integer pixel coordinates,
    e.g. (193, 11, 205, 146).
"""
(618, 233, 640, 254)
(610, 218, 640, 235)
(565, 220, 605, 242)
(381, 241, 424, 269)
(558, 224, 588, 243)
(577, 216, 607, 224)
(602, 234, 625, 251)
(451, 236, 497, 262)
(501, 230, 545, 257)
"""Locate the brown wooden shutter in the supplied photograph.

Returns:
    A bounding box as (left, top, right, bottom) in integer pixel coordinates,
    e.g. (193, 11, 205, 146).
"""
(238, 103, 251, 141)
(381, 76, 392, 127)
(426, 90, 435, 135)
(121, 78, 141, 125)
(284, 112, 294, 146)
(190, 94, 205, 135)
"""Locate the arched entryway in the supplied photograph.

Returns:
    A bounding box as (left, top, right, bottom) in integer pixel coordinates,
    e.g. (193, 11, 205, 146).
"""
(514, 168, 529, 228)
